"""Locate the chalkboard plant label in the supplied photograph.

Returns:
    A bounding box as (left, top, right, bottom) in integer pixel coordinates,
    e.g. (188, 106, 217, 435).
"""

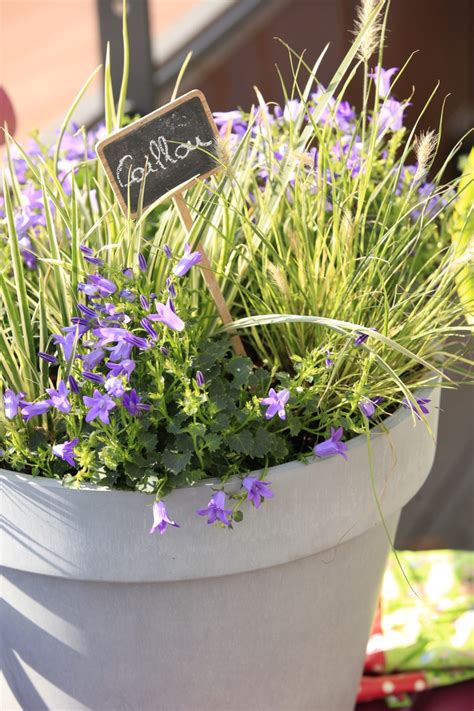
(97, 90, 220, 217)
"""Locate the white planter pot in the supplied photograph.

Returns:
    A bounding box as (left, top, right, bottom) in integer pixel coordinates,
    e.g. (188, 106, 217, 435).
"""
(1, 387, 440, 711)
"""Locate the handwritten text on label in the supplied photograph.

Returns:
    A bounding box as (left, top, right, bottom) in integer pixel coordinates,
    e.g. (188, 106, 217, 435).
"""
(116, 135, 214, 189)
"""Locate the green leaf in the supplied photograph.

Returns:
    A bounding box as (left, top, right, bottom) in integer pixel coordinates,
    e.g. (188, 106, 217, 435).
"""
(287, 414, 303, 437)
(225, 356, 253, 388)
(210, 412, 231, 432)
(161, 449, 192, 474)
(226, 429, 254, 456)
(196, 339, 230, 371)
(205, 432, 222, 452)
(253, 426, 273, 457)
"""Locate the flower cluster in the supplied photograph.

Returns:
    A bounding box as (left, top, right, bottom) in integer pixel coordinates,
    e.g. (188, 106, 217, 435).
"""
(0, 21, 466, 540)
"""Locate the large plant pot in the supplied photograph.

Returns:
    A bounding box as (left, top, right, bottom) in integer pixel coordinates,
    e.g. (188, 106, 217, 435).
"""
(1, 387, 440, 710)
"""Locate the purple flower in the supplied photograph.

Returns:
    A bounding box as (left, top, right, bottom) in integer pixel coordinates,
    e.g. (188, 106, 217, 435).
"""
(46, 380, 71, 413)
(68, 318, 90, 336)
(377, 98, 407, 133)
(213, 110, 247, 137)
(83, 390, 116, 424)
(106, 359, 136, 380)
(358, 398, 377, 418)
(52, 438, 79, 467)
(39, 352, 58, 364)
(149, 501, 180, 535)
(92, 327, 147, 359)
(81, 371, 105, 385)
(368, 66, 398, 98)
(78, 303, 97, 320)
(2, 389, 25, 419)
(122, 267, 134, 279)
(80, 245, 104, 266)
(242, 476, 274, 509)
(119, 289, 136, 302)
(197, 491, 232, 526)
(82, 348, 106, 370)
(105, 376, 126, 398)
(139, 295, 149, 310)
(195, 370, 205, 387)
(325, 350, 333, 369)
(283, 99, 301, 122)
(166, 277, 176, 298)
(141, 317, 157, 340)
(402, 397, 430, 420)
(93, 327, 131, 346)
(360, 397, 384, 418)
(163, 244, 172, 259)
(52, 330, 77, 361)
(147, 299, 185, 332)
(84, 274, 116, 297)
(122, 389, 150, 416)
(160, 345, 169, 356)
(260, 388, 290, 421)
(314, 427, 348, 460)
(21, 400, 51, 421)
(335, 101, 355, 131)
(138, 253, 147, 272)
(173, 243, 202, 277)
(354, 331, 369, 346)
(68, 375, 80, 394)
(124, 333, 148, 350)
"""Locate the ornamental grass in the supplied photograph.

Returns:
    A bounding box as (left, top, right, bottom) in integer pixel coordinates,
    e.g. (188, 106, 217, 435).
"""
(0, 0, 472, 533)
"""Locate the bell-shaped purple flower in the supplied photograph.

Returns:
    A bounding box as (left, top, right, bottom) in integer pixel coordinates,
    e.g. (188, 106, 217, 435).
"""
(2, 389, 25, 419)
(77, 303, 97, 320)
(138, 253, 147, 272)
(68, 375, 80, 394)
(106, 359, 136, 380)
(83, 390, 116, 424)
(173, 243, 202, 277)
(81, 371, 105, 385)
(105, 376, 126, 398)
(260, 388, 290, 420)
(325, 350, 333, 369)
(46, 380, 71, 413)
(21, 400, 51, 421)
(119, 289, 136, 302)
(242, 476, 274, 509)
(84, 274, 116, 297)
(81, 348, 106, 370)
(52, 438, 79, 467)
(314, 427, 348, 460)
(195, 370, 205, 387)
(38, 352, 58, 365)
(141, 317, 157, 341)
(150, 501, 180, 535)
(52, 330, 77, 361)
(80, 245, 104, 266)
(402, 397, 430, 420)
(197, 491, 232, 526)
(147, 299, 185, 332)
(359, 397, 383, 418)
(368, 66, 398, 98)
(377, 98, 407, 133)
(122, 389, 150, 416)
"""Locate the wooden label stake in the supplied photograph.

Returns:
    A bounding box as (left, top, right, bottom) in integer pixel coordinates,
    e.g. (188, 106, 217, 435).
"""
(173, 194, 246, 356)
(97, 90, 246, 356)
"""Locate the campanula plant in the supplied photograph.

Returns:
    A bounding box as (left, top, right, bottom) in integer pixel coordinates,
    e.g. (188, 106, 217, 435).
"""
(0, 0, 472, 536)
